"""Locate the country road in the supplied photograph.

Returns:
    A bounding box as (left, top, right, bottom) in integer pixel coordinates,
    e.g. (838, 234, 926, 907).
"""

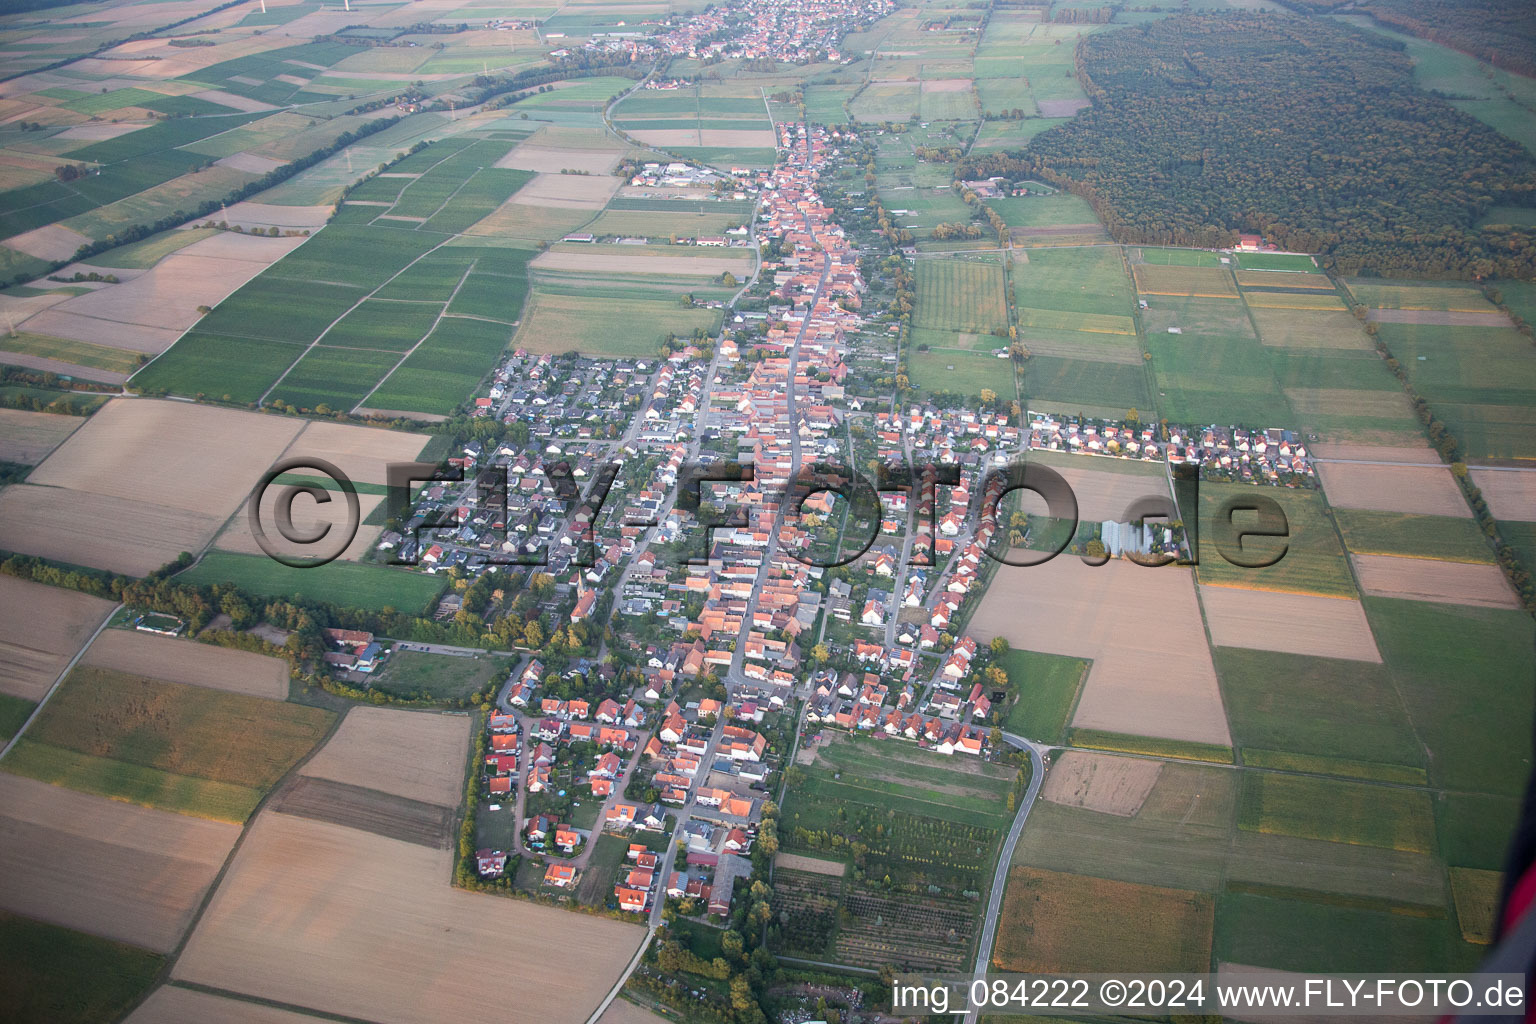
(964, 732, 1048, 1024)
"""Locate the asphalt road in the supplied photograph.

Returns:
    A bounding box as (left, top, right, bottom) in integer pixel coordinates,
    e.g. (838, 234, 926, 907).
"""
(963, 732, 1048, 1024)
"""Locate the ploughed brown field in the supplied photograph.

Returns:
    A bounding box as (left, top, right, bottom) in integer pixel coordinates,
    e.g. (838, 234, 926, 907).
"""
(299, 706, 472, 808)
(1041, 750, 1162, 816)
(1316, 462, 1469, 518)
(173, 812, 644, 1023)
(1352, 553, 1521, 608)
(0, 408, 81, 464)
(81, 628, 289, 699)
(0, 773, 239, 952)
(1200, 586, 1381, 663)
(970, 559, 1230, 746)
(0, 574, 115, 701)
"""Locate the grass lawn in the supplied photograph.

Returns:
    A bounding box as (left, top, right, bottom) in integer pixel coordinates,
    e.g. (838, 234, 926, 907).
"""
(575, 831, 630, 908)
(1066, 728, 1233, 763)
(1333, 509, 1493, 563)
(370, 650, 510, 702)
(8, 665, 332, 821)
(0, 911, 164, 1024)
(998, 649, 1087, 744)
(1236, 773, 1436, 853)
(178, 550, 446, 614)
(909, 344, 1014, 397)
(1213, 648, 1423, 780)
(1194, 483, 1356, 598)
(985, 193, 1098, 228)
(1023, 354, 1149, 414)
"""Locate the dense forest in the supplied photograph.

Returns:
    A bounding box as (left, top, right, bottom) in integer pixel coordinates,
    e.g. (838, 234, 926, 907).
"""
(958, 13, 1536, 278)
(1279, 0, 1536, 77)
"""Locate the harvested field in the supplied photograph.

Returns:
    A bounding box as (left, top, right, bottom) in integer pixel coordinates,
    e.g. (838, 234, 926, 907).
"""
(698, 129, 777, 147)
(0, 484, 220, 576)
(281, 419, 428, 486)
(512, 172, 620, 209)
(1311, 443, 1439, 463)
(971, 559, 1230, 746)
(497, 140, 625, 175)
(0, 407, 80, 463)
(533, 249, 748, 277)
(1243, 292, 1346, 311)
(1227, 831, 1445, 908)
(207, 202, 330, 231)
(214, 489, 383, 563)
(216, 152, 286, 174)
(1041, 750, 1161, 816)
(173, 812, 644, 1023)
(300, 706, 471, 807)
(773, 852, 847, 876)
(127, 986, 331, 1024)
(26, 399, 302, 517)
(1316, 461, 1469, 517)
(1450, 867, 1500, 944)
(81, 629, 288, 699)
(1285, 388, 1413, 420)
(1236, 270, 1331, 289)
(626, 128, 700, 147)
(601, 1001, 672, 1024)
(0, 574, 115, 702)
(0, 773, 239, 953)
(1469, 469, 1536, 522)
(1353, 553, 1520, 608)
(5, 224, 91, 261)
(1047, 462, 1171, 522)
(1037, 99, 1090, 116)
(18, 232, 311, 354)
(1201, 586, 1381, 662)
(993, 866, 1213, 972)
(1366, 308, 1512, 327)
(1133, 264, 1237, 297)
(270, 776, 452, 849)
(1252, 309, 1370, 349)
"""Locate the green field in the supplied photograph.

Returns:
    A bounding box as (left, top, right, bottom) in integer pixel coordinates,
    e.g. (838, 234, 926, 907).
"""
(1012, 246, 1135, 318)
(178, 550, 446, 613)
(366, 315, 517, 413)
(909, 344, 1014, 397)
(510, 289, 720, 357)
(1213, 648, 1423, 779)
(268, 346, 403, 413)
(0, 911, 164, 1024)
(7, 664, 332, 822)
(0, 332, 141, 376)
(999, 649, 1087, 744)
(1215, 892, 1477, 973)
(1023, 354, 1149, 414)
(1195, 483, 1354, 597)
(985, 193, 1099, 228)
(1366, 597, 1534, 797)
(370, 650, 510, 701)
(913, 257, 1007, 333)
(1334, 509, 1494, 563)
(0, 692, 33, 742)
(89, 227, 216, 270)
(1237, 773, 1436, 853)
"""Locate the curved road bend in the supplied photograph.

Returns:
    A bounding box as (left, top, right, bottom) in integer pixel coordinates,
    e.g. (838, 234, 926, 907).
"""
(964, 733, 1048, 1024)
